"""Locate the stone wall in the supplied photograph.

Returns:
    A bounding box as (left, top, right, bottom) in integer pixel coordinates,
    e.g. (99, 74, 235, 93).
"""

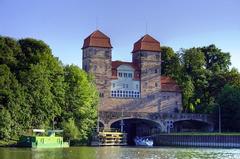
(152, 135, 240, 148)
(99, 91, 182, 113)
(132, 51, 161, 97)
(160, 92, 182, 113)
(82, 47, 112, 97)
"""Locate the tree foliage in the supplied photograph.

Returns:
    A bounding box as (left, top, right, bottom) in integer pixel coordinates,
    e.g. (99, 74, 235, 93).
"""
(161, 46, 181, 78)
(161, 45, 236, 115)
(0, 36, 98, 141)
(217, 85, 240, 131)
(63, 65, 98, 141)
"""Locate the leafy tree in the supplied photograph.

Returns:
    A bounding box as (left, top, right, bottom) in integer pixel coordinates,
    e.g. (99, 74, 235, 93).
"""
(63, 65, 98, 141)
(178, 75, 195, 112)
(217, 85, 240, 131)
(0, 64, 29, 137)
(161, 46, 181, 77)
(62, 118, 80, 140)
(0, 36, 20, 71)
(225, 68, 240, 87)
(177, 45, 232, 113)
(0, 36, 98, 142)
(0, 108, 12, 140)
(16, 38, 65, 129)
(200, 44, 231, 73)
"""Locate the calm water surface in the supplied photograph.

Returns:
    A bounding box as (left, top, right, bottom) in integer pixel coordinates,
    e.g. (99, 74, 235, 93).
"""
(0, 146, 240, 159)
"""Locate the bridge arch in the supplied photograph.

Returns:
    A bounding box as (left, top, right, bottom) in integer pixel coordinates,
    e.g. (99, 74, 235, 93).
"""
(110, 117, 163, 145)
(108, 117, 161, 127)
(98, 120, 105, 127)
(173, 119, 213, 132)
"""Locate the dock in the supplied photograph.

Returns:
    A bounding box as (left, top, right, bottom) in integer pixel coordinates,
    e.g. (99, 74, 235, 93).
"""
(91, 129, 127, 146)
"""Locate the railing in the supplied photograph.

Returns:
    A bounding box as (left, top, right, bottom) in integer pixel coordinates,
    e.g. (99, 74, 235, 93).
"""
(93, 127, 121, 133)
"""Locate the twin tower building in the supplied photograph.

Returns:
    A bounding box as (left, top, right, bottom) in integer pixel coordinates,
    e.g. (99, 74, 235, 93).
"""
(82, 30, 182, 113)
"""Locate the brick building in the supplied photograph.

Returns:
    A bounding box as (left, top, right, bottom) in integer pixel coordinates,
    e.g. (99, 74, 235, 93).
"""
(82, 30, 182, 114)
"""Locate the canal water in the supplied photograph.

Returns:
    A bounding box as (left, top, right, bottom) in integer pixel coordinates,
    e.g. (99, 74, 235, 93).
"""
(0, 146, 240, 159)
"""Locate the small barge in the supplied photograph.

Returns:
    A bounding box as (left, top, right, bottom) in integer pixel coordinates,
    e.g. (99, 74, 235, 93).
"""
(18, 129, 69, 148)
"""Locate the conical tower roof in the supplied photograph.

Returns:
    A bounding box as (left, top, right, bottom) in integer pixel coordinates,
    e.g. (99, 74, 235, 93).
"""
(82, 30, 112, 49)
(132, 34, 160, 53)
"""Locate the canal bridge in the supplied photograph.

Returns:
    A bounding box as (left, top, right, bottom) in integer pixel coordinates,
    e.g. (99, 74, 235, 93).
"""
(99, 111, 214, 133)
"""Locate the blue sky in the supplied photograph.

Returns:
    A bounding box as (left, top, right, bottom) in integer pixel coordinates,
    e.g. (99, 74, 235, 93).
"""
(0, 0, 240, 69)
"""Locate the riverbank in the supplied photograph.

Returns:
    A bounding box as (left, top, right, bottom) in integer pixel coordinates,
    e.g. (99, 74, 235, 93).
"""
(0, 139, 85, 147)
(152, 133, 240, 148)
(0, 140, 17, 147)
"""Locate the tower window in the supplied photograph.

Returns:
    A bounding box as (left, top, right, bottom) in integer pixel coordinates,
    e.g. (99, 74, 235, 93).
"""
(94, 65, 97, 71)
(155, 82, 158, 87)
(124, 73, 127, 77)
(136, 84, 139, 89)
(84, 65, 88, 71)
(128, 73, 132, 78)
(113, 83, 115, 88)
(155, 69, 158, 73)
(118, 72, 122, 77)
(99, 93, 104, 98)
(105, 51, 110, 58)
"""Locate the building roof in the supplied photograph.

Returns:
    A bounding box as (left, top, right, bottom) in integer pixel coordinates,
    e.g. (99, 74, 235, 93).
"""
(111, 61, 140, 80)
(161, 76, 181, 92)
(82, 30, 112, 49)
(132, 34, 161, 53)
(111, 61, 139, 70)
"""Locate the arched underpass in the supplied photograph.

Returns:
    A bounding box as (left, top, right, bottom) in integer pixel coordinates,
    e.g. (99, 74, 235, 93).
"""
(173, 120, 212, 132)
(110, 118, 161, 145)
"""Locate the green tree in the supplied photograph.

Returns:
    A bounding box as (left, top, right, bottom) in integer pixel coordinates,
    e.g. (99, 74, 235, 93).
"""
(161, 46, 181, 77)
(63, 65, 98, 141)
(180, 76, 195, 112)
(0, 108, 12, 140)
(177, 48, 206, 112)
(0, 36, 99, 142)
(178, 45, 232, 113)
(0, 36, 20, 71)
(224, 68, 240, 87)
(0, 64, 29, 138)
(62, 118, 80, 140)
(200, 44, 231, 73)
(17, 38, 65, 128)
(217, 85, 240, 131)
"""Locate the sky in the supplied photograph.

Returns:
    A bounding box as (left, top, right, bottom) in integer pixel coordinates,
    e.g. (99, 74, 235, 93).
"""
(0, 0, 240, 69)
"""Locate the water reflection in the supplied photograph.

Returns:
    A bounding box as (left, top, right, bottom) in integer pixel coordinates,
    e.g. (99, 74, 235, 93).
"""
(1, 146, 240, 159)
(96, 147, 240, 159)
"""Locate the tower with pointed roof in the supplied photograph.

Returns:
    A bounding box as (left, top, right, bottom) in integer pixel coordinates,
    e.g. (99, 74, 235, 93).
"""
(82, 30, 112, 97)
(132, 34, 161, 97)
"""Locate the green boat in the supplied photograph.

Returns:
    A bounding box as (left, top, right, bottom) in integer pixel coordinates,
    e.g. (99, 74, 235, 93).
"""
(18, 129, 69, 148)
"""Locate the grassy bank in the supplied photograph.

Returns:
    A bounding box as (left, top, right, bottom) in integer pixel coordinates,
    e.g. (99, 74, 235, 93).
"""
(0, 140, 17, 147)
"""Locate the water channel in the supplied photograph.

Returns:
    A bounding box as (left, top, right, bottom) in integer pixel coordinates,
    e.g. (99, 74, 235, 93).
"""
(0, 146, 240, 159)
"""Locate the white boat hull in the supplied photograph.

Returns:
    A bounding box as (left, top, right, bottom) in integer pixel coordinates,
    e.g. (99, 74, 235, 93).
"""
(134, 137, 153, 147)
